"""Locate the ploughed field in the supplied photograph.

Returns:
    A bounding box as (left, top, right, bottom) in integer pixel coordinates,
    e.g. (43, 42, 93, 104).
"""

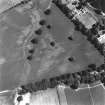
(0, 0, 105, 105)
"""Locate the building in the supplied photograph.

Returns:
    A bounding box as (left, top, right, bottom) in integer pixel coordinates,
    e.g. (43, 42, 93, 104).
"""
(75, 8, 97, 29)
(97, 34, 105, 44)
(59, 0, 97, 29)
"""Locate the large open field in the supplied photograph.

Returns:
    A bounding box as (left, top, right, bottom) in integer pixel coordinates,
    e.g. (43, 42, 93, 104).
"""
(0, 0, 105, 104)
(0, 0, 104, 91)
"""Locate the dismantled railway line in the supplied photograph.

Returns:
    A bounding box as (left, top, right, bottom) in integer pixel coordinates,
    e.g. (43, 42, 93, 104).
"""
(0, 0, 31, 15)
